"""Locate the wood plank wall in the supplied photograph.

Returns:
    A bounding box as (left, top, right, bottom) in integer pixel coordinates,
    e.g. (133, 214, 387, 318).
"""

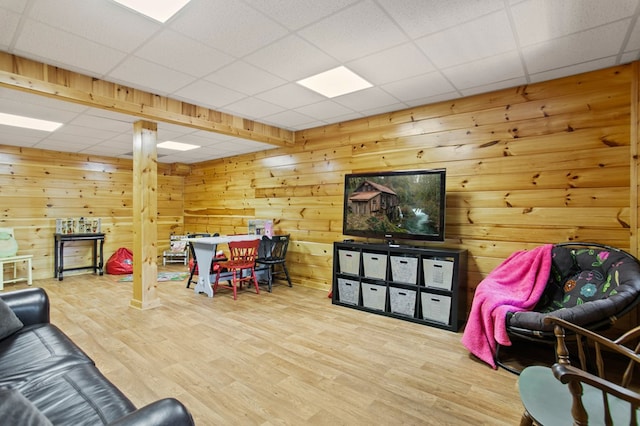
(0, 145, 184, 279)
(0, 63, 637, 327)
(184, 63, 638, 325)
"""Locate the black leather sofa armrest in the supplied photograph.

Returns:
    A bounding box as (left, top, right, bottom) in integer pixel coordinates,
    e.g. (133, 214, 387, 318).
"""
(108, 398, 195, 426)
(0, 287, 50, 325)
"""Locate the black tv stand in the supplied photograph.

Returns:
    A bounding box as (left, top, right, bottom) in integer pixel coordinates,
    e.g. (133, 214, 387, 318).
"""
(332, 241, 467, 331)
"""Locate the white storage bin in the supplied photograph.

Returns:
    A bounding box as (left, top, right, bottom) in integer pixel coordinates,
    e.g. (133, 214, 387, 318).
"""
(423, 258, 454, 291)
(337, 278, 360, 305)
(362, 252, 387, 280)
(338, 249, 360, 275)
(389, 287, 416, 317)
(421, 292, 452, 324)
(361, 283, 386, 311)
(390, 255, 418, 284)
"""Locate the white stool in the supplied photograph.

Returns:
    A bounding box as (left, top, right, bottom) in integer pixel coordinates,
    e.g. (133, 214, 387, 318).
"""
(0, 254, 33, 290)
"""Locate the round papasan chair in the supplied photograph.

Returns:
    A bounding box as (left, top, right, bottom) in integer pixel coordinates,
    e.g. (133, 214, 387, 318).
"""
(497, 242, 640, 372)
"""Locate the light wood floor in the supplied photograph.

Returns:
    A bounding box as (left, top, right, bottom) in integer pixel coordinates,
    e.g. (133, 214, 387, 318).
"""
(6, 268, 525, 425)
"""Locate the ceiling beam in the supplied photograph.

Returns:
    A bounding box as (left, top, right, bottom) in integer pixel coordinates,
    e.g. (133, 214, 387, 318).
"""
(0, 52, 294, 147)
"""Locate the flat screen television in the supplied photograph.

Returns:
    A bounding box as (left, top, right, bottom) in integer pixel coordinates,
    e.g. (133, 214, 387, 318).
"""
(342, 168, 446, 242)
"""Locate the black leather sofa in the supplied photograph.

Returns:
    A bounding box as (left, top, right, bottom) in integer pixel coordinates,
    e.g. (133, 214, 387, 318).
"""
(0, 287, 195, 425)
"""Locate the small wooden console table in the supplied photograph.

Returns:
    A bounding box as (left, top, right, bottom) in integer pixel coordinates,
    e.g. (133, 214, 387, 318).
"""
(54, 233, 105, 281)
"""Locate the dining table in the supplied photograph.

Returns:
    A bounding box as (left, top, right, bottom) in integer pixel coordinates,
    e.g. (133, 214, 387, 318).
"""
(184, 234, 261, 297)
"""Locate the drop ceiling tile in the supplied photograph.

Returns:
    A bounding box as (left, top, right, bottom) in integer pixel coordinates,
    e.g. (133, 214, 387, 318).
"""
(320, 111, 363, 123)
(101, 133, 135, 146)
(172, 80, 246, 110)
(169, 0, 288, 57)
(56, 124, 123, 141)
(205, 61, 286, 96)
(36, 134, 100, 148)
(404, 91, 459, 108)
(621, 50, 640, 63)
(244, 35, 339, 82)
(348, 43, 435, 85)
(529, 57, 617, 83)
(512, 0, 639, 47)
(67, 114, 133, 133)
(0, 98, 81, 123)
(627, 19, 640, 51)
(256, 83, 325, 110)
(108, 56, 197, 95)
(333, 87, 399, 112)
(443, 50, 524, 89)
(460, 77, 527, 97)
(14, 19, 127, 77)
(0, 0, 27, 13)
(49, 124, 107, 139)
(262, 110, 317, 129)
(522, 21, 630, 74)
(0, 8, 21, 49)
(222, 97, 285, 120)
(416, 10, 516, 69)
(135, 29, 234, 78)
(27, 0, 159, 52)
(0, 134, 43, 147)
(381, 71, 456, 103)
(360, 102, 408, 118)
(0, 124, 48, 141)
(196, 145, 235, 155)
(244, 0, 358, 30)
(296, 100, 356, 121)
(82, 145, 129, 156)
(378, 0, 504, 38)
(298, 0, 408, 62)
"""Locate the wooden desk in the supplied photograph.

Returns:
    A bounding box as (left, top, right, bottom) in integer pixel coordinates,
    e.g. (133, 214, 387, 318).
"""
(185, 234, 261, 298)
(54, 233, 105, 281)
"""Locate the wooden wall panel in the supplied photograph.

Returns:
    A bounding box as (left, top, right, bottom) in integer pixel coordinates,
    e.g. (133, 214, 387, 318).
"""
(184, 63, 637, 330)
(0, 146, 184, 280)
(1, 62, 637, 330)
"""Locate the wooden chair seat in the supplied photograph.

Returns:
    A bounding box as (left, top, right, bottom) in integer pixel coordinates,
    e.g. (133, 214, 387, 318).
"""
(518, 316, 640, 425)
(519, 365, 635, 425)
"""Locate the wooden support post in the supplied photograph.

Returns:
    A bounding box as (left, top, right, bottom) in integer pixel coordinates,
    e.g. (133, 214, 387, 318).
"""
(632, 61, 640, 326)
(130, 120, 161, 310)
(632, 61, 639, 259)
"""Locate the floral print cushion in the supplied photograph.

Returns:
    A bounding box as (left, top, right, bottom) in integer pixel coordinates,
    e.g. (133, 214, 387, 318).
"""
(508, 244, 640, 332)
(536, 247, 626, 312)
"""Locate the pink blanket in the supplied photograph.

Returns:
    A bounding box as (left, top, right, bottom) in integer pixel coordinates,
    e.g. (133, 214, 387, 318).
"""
(461, 244, 553, 368)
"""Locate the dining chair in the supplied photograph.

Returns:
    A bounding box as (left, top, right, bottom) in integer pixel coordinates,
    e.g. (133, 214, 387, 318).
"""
(255, 234, 292, 292)
(213, 238, 261, 300)
(518, 316, 640, 425)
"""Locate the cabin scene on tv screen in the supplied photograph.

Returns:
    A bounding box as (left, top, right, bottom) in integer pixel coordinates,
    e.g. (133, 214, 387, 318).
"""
(344, 171, 443, 239)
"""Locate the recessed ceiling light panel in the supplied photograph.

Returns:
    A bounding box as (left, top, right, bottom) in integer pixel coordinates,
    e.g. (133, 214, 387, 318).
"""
(112, 0, 191, 23)
(0, 112, 62, 132)
(157, 141, 199, 151)
(297, 66, 373, 98)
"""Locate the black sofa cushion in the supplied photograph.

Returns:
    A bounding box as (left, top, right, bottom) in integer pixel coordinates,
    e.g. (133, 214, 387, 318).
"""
(0, 323, 94, 388)
(21, 363, 136, 426)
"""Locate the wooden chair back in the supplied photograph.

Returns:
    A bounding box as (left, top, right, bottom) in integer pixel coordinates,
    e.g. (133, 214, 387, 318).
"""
(226, 239, 260, 268)
(548, 316, 640, 425)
